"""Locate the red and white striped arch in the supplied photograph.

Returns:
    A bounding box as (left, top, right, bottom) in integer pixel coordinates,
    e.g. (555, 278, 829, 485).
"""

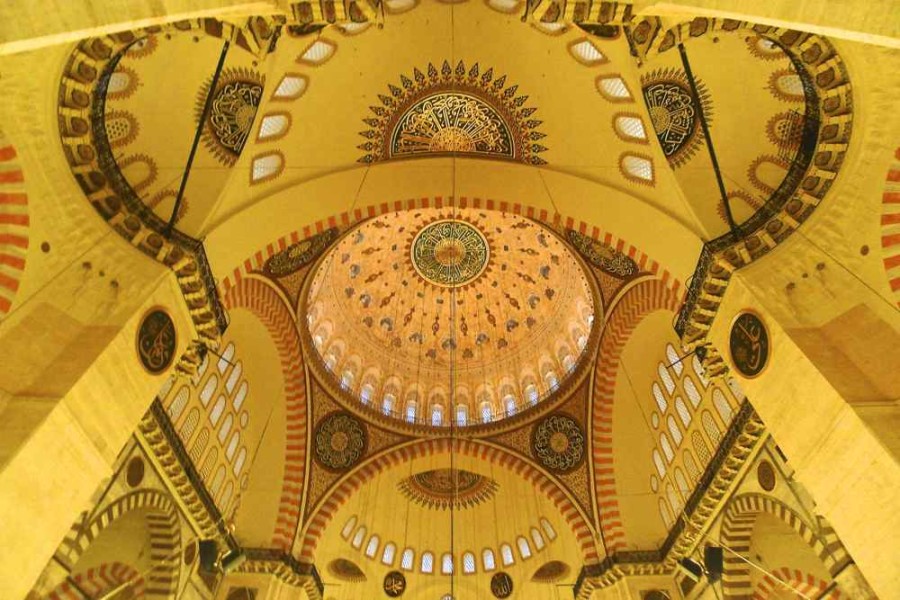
(881, 147, 900, 306)
(222, 276, 308, 551)
(591, 277, 682, 552)
(218, 196, 681, 296)
(0, 131, 28, 318)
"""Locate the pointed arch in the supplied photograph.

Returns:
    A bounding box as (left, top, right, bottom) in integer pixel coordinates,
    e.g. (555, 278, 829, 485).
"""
(592, 277, 681, 551)
(222, 275, 308, 550)
(56, 490, 180, 598)
(297, 438, 601, 566)
(720, 494, 852, 598)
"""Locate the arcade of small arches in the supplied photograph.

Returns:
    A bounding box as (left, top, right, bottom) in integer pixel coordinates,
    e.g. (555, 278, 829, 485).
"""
(2, 1, 898, 600)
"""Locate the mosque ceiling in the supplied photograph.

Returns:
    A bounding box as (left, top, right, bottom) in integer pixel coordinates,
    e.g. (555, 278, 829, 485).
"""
(37, 1, 860, 595)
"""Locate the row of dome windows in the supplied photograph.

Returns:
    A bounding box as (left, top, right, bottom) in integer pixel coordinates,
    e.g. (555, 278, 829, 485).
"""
(341, 516, 557, 574)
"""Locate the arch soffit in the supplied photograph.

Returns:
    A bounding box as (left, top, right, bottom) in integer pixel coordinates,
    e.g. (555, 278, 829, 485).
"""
(296, 437, 602, 566)
(221, 274, 308, 551)
(591, 277, 682, 552)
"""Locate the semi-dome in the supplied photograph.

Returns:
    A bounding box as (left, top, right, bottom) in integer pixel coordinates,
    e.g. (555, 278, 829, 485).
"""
(305, 208, 595, 427)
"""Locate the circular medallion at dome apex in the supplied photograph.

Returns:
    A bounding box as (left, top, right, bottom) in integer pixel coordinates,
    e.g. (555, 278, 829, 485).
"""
(305, 208, 596, 428)
(411, 220, 490, 287)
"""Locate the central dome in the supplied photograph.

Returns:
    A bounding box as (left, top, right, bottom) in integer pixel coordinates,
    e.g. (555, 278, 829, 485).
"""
(306, 208, 595, 427)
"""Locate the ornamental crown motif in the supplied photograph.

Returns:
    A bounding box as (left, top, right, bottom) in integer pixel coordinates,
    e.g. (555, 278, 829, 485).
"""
(358, 60, 548, 165)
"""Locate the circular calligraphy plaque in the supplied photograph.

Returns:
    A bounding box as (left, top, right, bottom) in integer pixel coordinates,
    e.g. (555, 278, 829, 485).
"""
(491, 572, 514, 598)
(729, 311, 770, 378)
(314, 411, 368, 472)
(383, 570, 406, 597)
(532, 414, 586, 474)
(136, 308, 177, 374)
(411, 220, 490, 287)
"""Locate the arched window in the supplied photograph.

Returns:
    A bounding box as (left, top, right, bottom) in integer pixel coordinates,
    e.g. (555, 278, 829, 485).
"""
(251, 152, 284, 183)
(405, 400, 417, 423)
(516, 537, 532, 559)
(341, 516, 357, 539)
(351, 527, 366, 549)
(675, 468, 690, 500)
(675, 397, 692, 427)
(702, 410, 722, 446)
(218, 414, 233, 443)
(360, 383, 374, 404)
(217, 343, 235, 373)
(421, 552, 434, 574)
(226, 431, 240, 460)
(480, 402, 492, 423)
(210, 396, 226, 426)
(621, 153, 655, 183)
(431, 404, 443, 426)
(525, 384, 539, 404)
(667, 415, 683, 446)
(658, 363, 675, 395)
(210, 465, 226, 496)
(462, 551, 476, 574)
(692, 355, 709, 386)
(233, 381, 248, 411)
(683, 377, 701, 408)
(200, 376, 218, 406)
(503, 395, 517, 415)
(168, 386, 189, 421)
(196, 355, 209, 379)
(441, 553, 453, 574)
(200, 448, 217, 480)
(613, 114, 648, 141)
(190, 428, 209, 463)
(666, 344, 683, 375)
(540, 518, 557, 541)
(659, 498, 673, 528)
(341, 368, 355, 389)
(180, 408, 200, 442)
(597, 75, 632, 102)
(365, 535, 380, 558)
(652, 383, 667, 412)
(713, 388, 734, 425)
(220, 482, 233, 510)
(660, 433, 674, 463)
(382, 543, 396, 565)
(225, 361, 242, 393)
(501, 544, 515, 566)
(482, 548, 496, 571)
(666, 483, 682, 515)
(456, 404, 468, 426)
(562, 354, 575, 372)
(233, 447, 247, 476)
(401, 548, 414, 571)
(652, 449, 666, 477)
(530, 528, 545, 550)
(692, 430, 711, 464)
(544, 370, 559, 390)
(382, 393, 395, 416)
(683, 450, 700, 483)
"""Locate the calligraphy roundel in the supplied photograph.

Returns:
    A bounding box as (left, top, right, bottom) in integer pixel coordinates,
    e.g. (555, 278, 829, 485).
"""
(491, 572, 514, 598)
(383, 570, 406, 597)
(136, 308, 177, 374)
(729, 311, 770, 378)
